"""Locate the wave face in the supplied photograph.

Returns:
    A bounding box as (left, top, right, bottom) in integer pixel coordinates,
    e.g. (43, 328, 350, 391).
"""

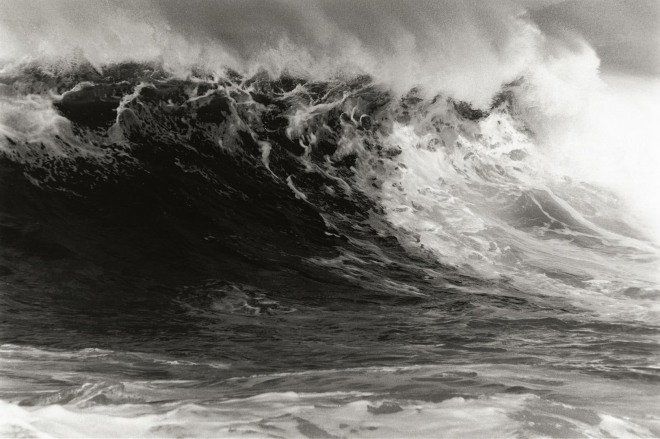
(1, 62, 659, 437)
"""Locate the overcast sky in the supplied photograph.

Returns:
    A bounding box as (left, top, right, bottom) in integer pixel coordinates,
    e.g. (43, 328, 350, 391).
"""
(149, 0, 660, 76)
(520, 0, 660, 75)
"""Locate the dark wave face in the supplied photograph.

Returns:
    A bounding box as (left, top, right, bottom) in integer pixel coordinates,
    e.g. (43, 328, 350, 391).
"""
(1, 62, 659, 437)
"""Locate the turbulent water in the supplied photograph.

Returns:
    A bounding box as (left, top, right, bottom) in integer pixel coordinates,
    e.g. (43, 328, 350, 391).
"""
(0, 60, 659, 438)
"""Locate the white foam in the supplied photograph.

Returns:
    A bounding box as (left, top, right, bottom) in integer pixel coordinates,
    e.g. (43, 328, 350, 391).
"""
(1, 386, 655, 438)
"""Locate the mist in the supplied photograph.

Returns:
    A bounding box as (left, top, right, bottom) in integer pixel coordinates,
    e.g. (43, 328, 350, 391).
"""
(0, 0, 577, 106)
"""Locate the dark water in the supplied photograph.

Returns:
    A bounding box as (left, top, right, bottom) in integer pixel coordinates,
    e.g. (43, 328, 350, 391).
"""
(1, 64, 659, 438)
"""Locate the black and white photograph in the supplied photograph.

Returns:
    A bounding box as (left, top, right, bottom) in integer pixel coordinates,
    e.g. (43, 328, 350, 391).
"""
(0, 1, 658, 437)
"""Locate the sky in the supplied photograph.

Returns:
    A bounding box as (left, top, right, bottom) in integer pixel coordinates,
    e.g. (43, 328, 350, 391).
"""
(520, 0, 660, 76)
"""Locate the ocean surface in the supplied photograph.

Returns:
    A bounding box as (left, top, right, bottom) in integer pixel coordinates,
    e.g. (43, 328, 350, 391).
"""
(0, 62, 659, 438)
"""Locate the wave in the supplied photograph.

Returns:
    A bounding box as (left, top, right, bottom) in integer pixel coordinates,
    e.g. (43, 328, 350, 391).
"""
(0, 62, 658, 324)
(2, 4, 659, 438)
(2, 343, 658, 438)
(2, 0, 659, 238)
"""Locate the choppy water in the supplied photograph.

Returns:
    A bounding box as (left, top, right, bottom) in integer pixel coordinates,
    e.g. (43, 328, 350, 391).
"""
(0, 62, 659, 438)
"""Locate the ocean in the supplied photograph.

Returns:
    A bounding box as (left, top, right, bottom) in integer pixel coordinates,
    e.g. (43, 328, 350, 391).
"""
(1, 2, 659, 437)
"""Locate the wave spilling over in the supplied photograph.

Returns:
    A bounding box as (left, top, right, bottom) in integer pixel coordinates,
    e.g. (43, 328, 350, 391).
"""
(0, 60, 658, 438)
(1, 1, 660, 436)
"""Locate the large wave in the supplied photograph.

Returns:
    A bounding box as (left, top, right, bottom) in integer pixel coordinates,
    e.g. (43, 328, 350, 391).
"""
(1, 59, 658, 323)
(2, 4, 660, 437)
(1, 0, 658, 235)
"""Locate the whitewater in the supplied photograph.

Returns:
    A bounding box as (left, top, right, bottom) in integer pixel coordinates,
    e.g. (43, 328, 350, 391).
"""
(0, 1, 659, 438)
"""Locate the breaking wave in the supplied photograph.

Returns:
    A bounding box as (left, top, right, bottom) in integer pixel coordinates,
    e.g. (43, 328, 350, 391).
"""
(1, 62, 658, 321)
(1, 2, 659, 437)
